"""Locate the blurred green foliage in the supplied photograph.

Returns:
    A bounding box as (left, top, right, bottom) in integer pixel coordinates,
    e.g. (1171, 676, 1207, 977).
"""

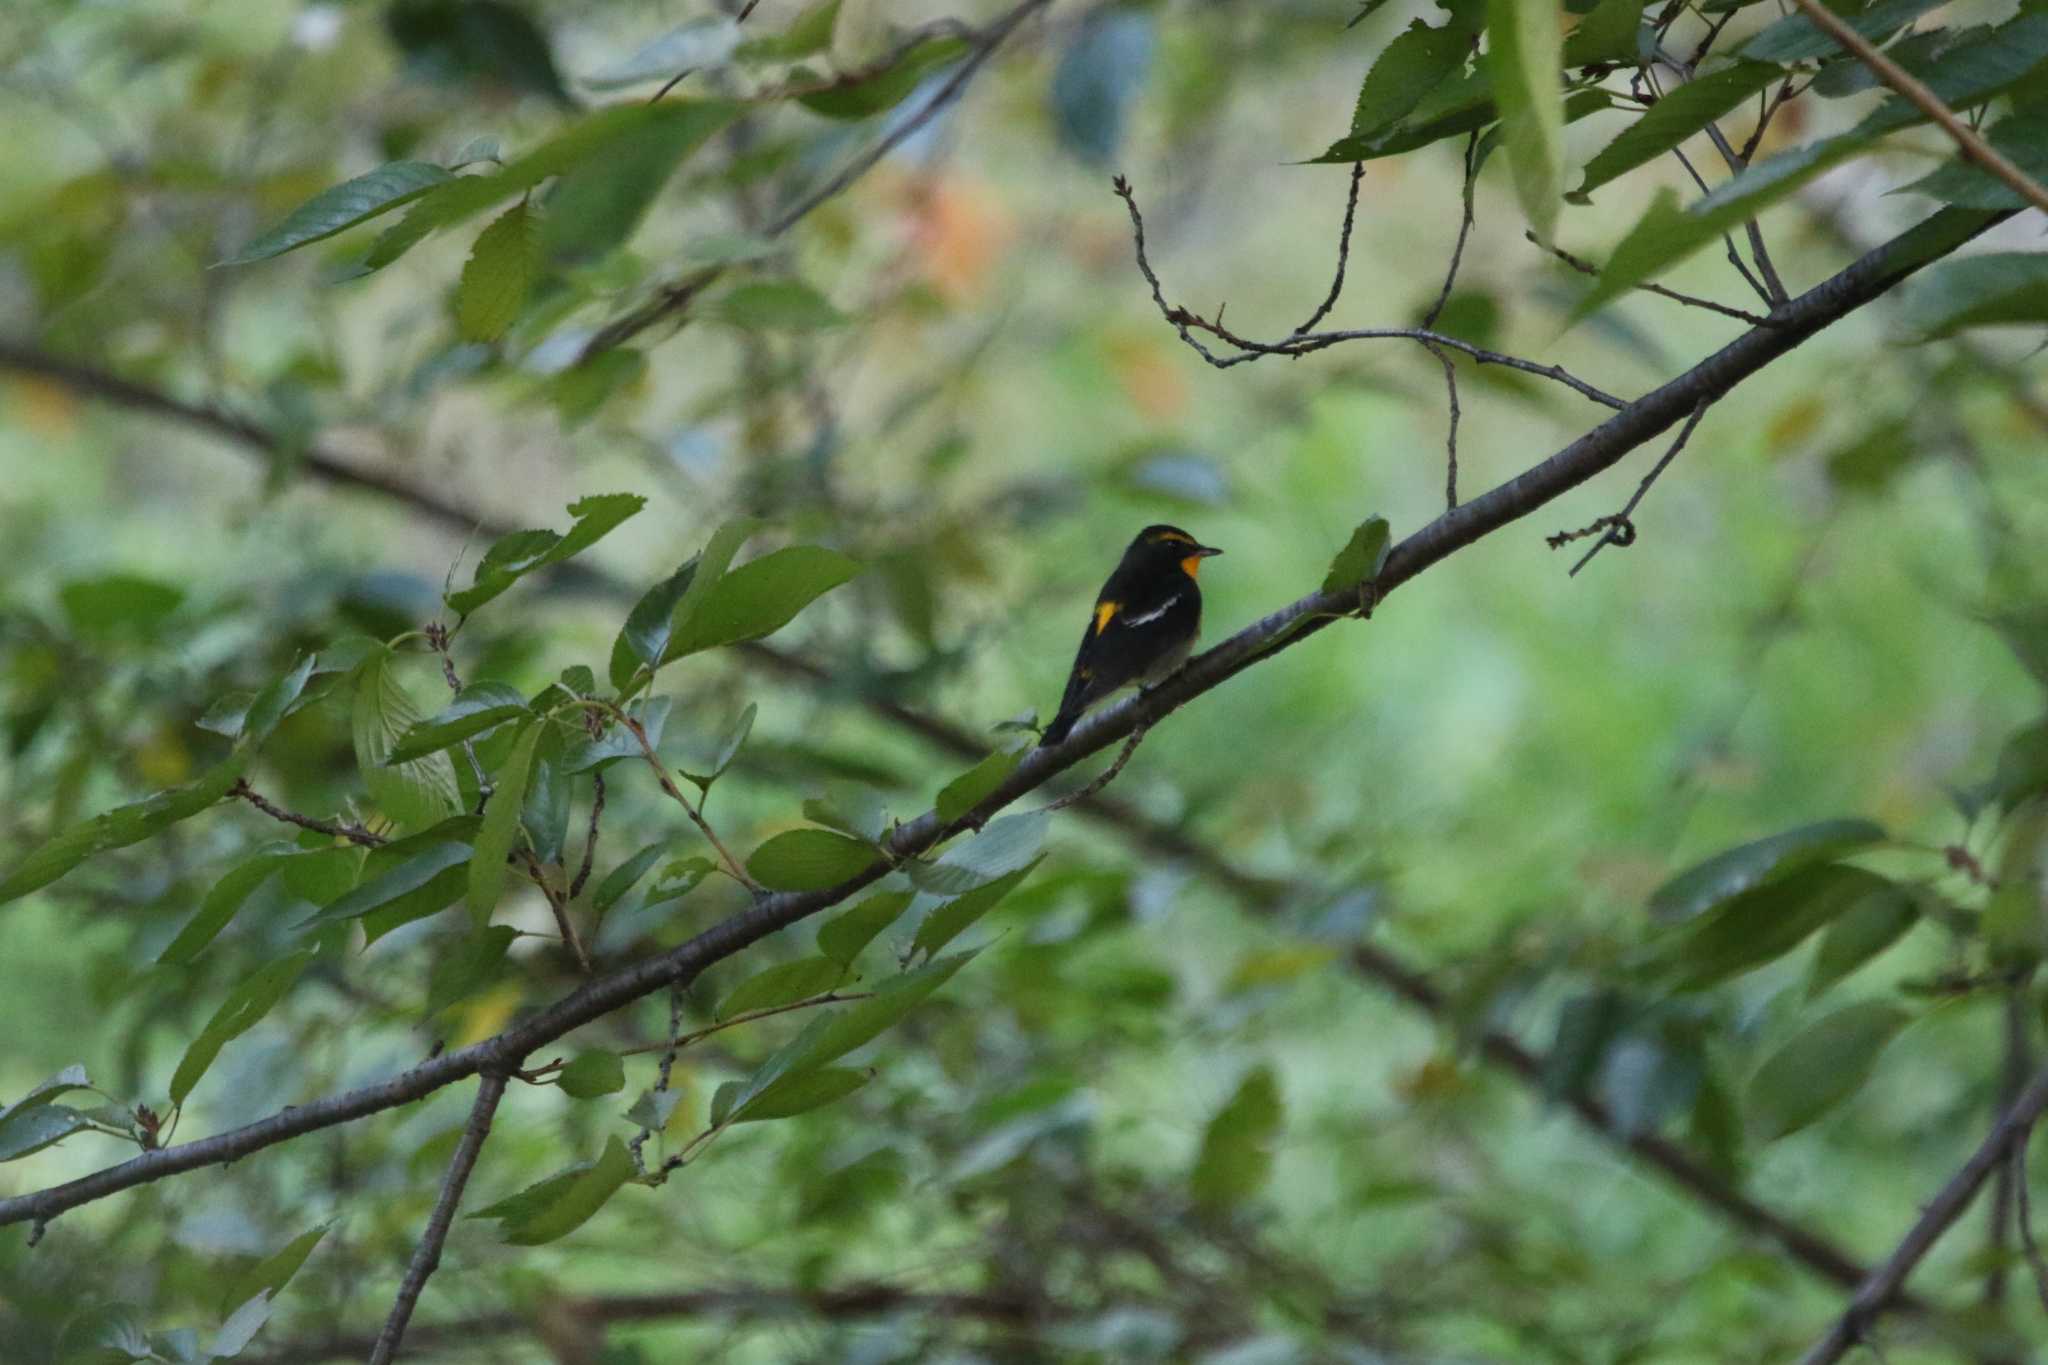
(3, 0, 2048, 1362)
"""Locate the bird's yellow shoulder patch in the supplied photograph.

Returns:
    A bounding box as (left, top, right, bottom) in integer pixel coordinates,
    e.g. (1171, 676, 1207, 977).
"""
(1094, 600, 1120, 634)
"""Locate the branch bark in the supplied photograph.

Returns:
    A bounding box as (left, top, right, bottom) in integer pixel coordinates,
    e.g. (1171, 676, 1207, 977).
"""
(367, 1073, 507, 1365)
(0, 207, 2007, 1249)
(1798, 1061, 2048, 1365)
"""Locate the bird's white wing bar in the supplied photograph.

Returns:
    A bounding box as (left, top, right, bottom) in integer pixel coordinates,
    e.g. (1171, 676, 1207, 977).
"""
(1120, 594, 1181, 627)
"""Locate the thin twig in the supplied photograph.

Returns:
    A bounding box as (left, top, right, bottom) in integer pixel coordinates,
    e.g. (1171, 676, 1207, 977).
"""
(1290, 161, 1366, 337)
(1531, 235, 1776, 326)
(628, 983, 687, 1173)
(1798, 1062, 2048, 1365)
(1784, 0, 2048, 216)
(519, 849, 592, 973)
(614, 709, 760, 892)
(367, 1072, 508, 1365)
(229, 780, 383, 847)
(1421, 134, 1479, 333)
(579, 0, 1051, 366)
(570, 772, 605, 901)
(1565, 401, 1710, 575)
(1424, 134, 1479, 509)
(1669, 141, 1776, 307)
(1112, 176, 1628, 410)
(1045, 725, 1147, 812)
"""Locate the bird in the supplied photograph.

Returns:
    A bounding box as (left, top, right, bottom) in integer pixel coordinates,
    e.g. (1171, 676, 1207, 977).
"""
(1040, 524, 1223, 747)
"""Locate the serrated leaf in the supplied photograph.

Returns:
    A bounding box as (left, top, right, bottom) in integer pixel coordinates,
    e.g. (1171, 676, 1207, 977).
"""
(719, 955, 844, 1018)
(455, 200, 540, 343)
(798, 35, 968, 118)
(1575, 63, 1780, 199)
(593, 841, 668, 912)
(746, 828, 880, 891)
(1350, 19, 1476, 141)
(1563, 0, 1647, 65)
(817, 891, 913, 965)
(1740, 0, 1949, 63)
(296, 839, 471, 932)
(1808, 884, 1922, 996)
(448, 493, 647, 616)
(654, 519, 759, 670)
(1650, 818, 1886, 923)
(904, 812, 1046, 897)
(543, 101, 738, 262)
(221, 161, 453, 265)
(520, 725, 570, 865)
(557, 1051, 626, 1099)
(935, 748, 1022, 825)
(1487, 0, 1566, 238)
(1665, 864, 1898, 991)
(170, 949, 319, 1106)
(713, 279, 848, 329)
(388, 683, 531, 763)
(910, 862, 1038, 961)
(610, 560, 697, 690)
(489, 1136, 636, 1245)
(159, 842, 298, 964)
(732, 1066, 870, 1122)
(470, 721, 543, 925)
(1747, 1002, 1908, 1140)
(352, 650, 460, 831)
(1322, 516, 1392, 596)
(1191, 1066, 1283, 1210)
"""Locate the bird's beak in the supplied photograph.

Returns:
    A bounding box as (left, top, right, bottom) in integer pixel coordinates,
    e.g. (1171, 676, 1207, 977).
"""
(1193, 544, 1223, 557)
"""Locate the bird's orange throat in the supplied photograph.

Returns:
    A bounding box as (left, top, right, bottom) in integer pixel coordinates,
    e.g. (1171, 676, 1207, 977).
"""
(1180, 555, 1204, 580)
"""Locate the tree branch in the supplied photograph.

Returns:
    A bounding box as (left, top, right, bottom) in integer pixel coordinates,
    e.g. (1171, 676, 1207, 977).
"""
(367, 1073, 507, 1365)
(0, 205, 2007, 1241)
(1784, 0, 2048, 217)
(1797, 1061, 2048, 1365)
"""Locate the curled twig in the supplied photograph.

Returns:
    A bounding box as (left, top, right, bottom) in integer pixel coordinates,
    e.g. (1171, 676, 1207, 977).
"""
(1563, 401, 1710, 576)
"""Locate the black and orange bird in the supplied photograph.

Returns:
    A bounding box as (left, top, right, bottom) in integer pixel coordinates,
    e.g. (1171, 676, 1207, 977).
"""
(1040, 524, 1223, 746)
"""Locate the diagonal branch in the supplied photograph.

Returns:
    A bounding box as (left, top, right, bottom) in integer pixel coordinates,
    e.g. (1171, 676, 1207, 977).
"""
(1798, 1061, 2048, 1365)
(0, 205, 2006, 1241)
(1784, 0, 2048, 217)
(367, 1073, 508, 1365)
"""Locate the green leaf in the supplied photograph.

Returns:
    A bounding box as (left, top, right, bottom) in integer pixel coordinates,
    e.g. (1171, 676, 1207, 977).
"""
(789, 949, 978, 1072)
(653, 520, 758, 667)
(209, 1289, 277, 1359)
(1563, 0, 1647, 65)
(910, 862, 1037, 961)
(593, 841, 668, 912)
(586, 17, 741, 90)
(1322, 516, 1392, 595)
(904, 812, 1047, 897)
(0, 1105, 90, 1162)
(159, 842, 298, 964)
(730, 1066, 870, 1122)
(59, 573, 184, 635)
(469, 721, 543, 926)
(388, 683, 531, 763)
(816, 891, 913, 965)
(426, 925, 519, 1016)
(557, 1051, 626, 1099)
(1740, 0, 1949, 63)
(295, 838, 472, 934)
(352, 650, 460, 831)
(455, 200, 541, 343)
(1666, 864, 1898, 991)
(520, 725, 570, 865)
(1808, 884, 1922, 996)
(169, 949, 319, 1106)
(1191, 1066, 1283, 1210)
(0, 656, 315, 905)
(665, 545, 861, 658)
(682, 703, 756, 790)
(1823, 419, 1914, 494)
(490, 1136, 636, 1245)
(746, 828, 880, 891)
(220, 161, 453, 265)
(1349, 19, 1477, 140)
(713, 279, 849, 329)
(718, 955, 844, 1018)
(802, 784, 894, 844)
(610, 560, 697, 689)
(935, 748, 1023, 825)
(542, 101, 738, 261)
(1898, 252, 2048, 340)
(562, 696, 671, 774)
(1747, 1002, 1908, 1140)
(1574, 63, 1780, 199)
(216, 1222, 331, 1321)
(1901, 107, 2048, 210)
(448, 493, 647, 616)
(1649, 818, 1886, 923)
(0, 1063, 92, 1120)
(797, 35, 968, 118)
(737, 0, 840, 62)
(1486, 0, 1566, 238)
